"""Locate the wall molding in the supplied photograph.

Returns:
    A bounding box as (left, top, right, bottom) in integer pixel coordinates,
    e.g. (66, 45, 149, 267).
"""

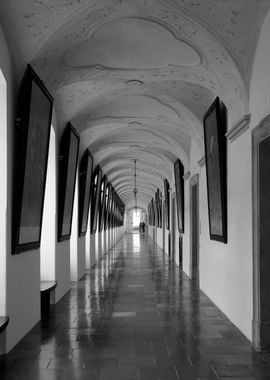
(226, 114, 251, 142)
(197, 156, 205, 167)
(183, 171, 190, 180)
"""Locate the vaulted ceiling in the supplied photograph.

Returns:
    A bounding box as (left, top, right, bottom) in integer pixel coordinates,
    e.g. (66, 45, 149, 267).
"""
(1, 0, 269, 210)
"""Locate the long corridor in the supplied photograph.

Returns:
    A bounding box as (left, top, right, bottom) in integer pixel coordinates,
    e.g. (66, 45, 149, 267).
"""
(1, 233, 270, 380)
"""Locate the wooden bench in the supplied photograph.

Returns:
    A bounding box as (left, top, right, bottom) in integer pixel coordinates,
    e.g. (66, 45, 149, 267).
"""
(40, 281, 57, 321)
(0, 317, 9, 333)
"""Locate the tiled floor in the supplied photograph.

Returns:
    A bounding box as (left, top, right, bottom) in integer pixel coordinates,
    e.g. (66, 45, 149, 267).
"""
(1, 232, 270, 379)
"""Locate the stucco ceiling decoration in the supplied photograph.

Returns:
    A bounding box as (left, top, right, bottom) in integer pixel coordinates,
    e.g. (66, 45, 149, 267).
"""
(90, 94, 181, 119)
(65, 17, 202, 70)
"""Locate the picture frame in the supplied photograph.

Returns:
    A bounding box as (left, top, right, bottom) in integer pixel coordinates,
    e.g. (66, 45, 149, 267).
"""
(151, 198, 156, 226)
(110, 191, 116, 228)
(78, 149, 93, 237)
(58, 123, 80, 242)
(174, 159, 185, 233)
(12, 65, 53, 254)
(155, 189, 162, 228)
(109, 187, 115, 228)
(98, 176, 108, 232)
(203, 96, 227, 243)
(164, 179, 170, 230)
(148, 204, 152, 226)
(104, 183, 112, 230)
(90, 166, 102, 234)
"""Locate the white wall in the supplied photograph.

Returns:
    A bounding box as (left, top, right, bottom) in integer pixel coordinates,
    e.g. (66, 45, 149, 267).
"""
(77, 237, 86, 280)
(40, 127, 56, 281)
(0, 25, 42, 351)
(198, 130, 252, 339)
(54, 111, 71, 303)
(156, 227, 162, 248)
(70, 171, 86, 282)
(250, 11, 270, 128)
(85, 210, 91, 269)
(55, 240, 70, 303)
(188, 8, 270, 341)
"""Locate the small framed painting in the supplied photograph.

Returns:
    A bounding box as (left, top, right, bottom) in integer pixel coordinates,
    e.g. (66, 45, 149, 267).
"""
(174, 159, 184, 233)
(58, 123, 80, 241)
(78, 149, 93, 237)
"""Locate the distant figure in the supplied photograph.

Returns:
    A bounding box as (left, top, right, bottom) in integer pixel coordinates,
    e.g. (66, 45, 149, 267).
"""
(141, 221, 145, 232)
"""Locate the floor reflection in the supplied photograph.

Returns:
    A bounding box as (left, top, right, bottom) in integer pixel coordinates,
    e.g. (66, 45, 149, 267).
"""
(1, 232, 269, 379)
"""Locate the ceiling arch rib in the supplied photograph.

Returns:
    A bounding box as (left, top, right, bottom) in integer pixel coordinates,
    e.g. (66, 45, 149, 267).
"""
(56, 82, 207, 153)
(109, 170, 163, 190)
(105, 166, 164, 183)
(91, 142, 188, 170)
(116, 182, 161, 200)
(95, 151, 173, 179)
(99, 158, 166, 209)
(121, 191, 157, 204)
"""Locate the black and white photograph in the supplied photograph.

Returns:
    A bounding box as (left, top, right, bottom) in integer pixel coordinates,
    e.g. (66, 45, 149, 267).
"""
(1, 1, 270, 376)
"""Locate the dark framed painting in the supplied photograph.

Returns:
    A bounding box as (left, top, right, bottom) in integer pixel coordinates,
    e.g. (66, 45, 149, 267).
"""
(109, 188, 115, 229)
(155, 190, 162, 228)
(104, 183, 112, 230)
(151, 198, 156, 226)
(203, 96, 227, 243)
(12, 65, 53, 254)
(98, 176, 108, 232)
(110, 191, 116, 228)
(90, 166, 102, 234)
(174, 159, 184, 233)
(148, 204, 151, 226)
(58, 123, 80, 242)
(158, 189, 162, 228)
(78, 149, 93, 237)
(164, 179, 170, 230)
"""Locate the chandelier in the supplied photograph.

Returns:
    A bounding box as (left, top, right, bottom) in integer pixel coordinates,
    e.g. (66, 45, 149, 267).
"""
(133, 159, 138, 214)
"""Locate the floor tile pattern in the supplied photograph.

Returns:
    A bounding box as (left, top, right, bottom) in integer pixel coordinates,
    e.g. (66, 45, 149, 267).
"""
(1, 232, 270, 379)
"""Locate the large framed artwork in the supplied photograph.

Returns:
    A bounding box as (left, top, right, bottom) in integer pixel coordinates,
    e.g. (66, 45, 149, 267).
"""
(78, 149, 93, 237)
(164, 179, 170, 230)
(104, 183, 112, 230)
(174, 159, 184, 233)
(203, 97, 227, 243)
(151, 198, 156, 227)
(110, 191, 116, 228)
(148, 204, 152, 226)
(109, 189, 115, 229)
(90, 166, 102, 234)
(155, 189, 162, 228)
(58, 123, 80, 242)
(12, 65, 53, 254)
(98, 176, 108, 232)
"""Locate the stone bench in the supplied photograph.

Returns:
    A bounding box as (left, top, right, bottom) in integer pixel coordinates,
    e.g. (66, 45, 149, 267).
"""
(0, 317, 9, 334)
(40, 281, 57, 321)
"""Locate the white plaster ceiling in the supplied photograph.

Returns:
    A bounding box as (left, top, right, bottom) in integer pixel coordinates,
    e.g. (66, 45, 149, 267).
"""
(0, 0, 269, 210)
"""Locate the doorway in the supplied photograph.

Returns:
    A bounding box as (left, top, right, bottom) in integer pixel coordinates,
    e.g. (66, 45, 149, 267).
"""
(190, 174, 199, 285)
(252, 116, 270, 351)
